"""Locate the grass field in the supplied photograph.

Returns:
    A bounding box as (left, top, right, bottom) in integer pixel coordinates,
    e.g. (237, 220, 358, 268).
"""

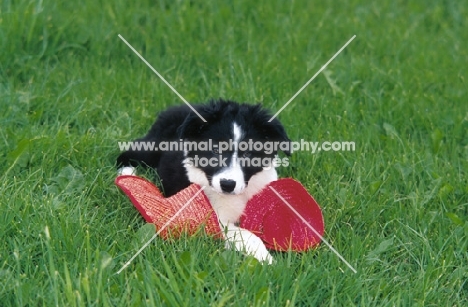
(1, 0, 467, 305)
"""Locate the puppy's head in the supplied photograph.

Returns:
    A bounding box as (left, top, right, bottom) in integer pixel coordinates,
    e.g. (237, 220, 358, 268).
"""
(178, 99, 290, 195)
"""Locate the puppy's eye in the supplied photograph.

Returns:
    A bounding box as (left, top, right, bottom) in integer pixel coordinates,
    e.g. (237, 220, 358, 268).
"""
(242, 151, 251, 158)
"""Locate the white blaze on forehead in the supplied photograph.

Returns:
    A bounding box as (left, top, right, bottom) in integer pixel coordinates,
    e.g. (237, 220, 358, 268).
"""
(233, 122, 243, 144)
(231, 122, 242, 160)
(211, 122, 245, 194)
(231, 122, 243, 163)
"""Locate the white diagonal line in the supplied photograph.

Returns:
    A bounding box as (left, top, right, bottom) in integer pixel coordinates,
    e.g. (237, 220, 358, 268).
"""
(116, 186, 206, 274)
(268, 186, 357, 273)
(268, 35, 356, 122)
(118, 34, 207, 123)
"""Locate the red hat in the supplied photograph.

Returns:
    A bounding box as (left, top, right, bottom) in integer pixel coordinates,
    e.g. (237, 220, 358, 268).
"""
(115, 175, 324, 251)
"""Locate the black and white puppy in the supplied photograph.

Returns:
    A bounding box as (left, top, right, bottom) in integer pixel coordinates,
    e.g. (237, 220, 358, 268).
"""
(117, 99, 290, 263)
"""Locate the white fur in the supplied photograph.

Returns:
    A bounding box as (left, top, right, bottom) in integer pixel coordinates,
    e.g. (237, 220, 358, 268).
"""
(232, 122, 243, 144)
(224, 223, 274, 264)
(118, 166, 136, 176)
(213, 168, 277, 264)
(183, 122, 279, 264)
(212, 122, 245, 194)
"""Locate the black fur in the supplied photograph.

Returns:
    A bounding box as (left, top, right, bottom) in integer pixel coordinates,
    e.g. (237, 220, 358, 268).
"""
(117, 99, 290, 196)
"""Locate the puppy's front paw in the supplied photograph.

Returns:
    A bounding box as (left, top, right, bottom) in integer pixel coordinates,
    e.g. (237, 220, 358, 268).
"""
(118, 166, 136, 176)
(225, 227, 275, 265)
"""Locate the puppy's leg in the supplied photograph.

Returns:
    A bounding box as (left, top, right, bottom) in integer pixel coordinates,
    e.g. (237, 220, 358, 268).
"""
(116, 136, 161, 174)
(223, 223, 273, 264)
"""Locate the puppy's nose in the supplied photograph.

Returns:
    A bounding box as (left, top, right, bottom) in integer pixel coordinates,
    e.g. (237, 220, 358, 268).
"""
(220, 179, 236, 193)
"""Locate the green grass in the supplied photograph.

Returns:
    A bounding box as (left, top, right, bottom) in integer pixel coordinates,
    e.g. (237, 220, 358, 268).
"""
(1, 0, 467, 305)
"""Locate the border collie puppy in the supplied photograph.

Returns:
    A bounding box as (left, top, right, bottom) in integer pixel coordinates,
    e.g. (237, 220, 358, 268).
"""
(117, 99, 290, 264)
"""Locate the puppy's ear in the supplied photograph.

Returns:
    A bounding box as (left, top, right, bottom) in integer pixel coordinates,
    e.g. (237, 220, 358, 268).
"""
(177, 111, 214, 139)
(265, 118, 292, 156)
(249, 104, 292, 156)
(177, 113, 204, 139)
(177, 100, 223, 139)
